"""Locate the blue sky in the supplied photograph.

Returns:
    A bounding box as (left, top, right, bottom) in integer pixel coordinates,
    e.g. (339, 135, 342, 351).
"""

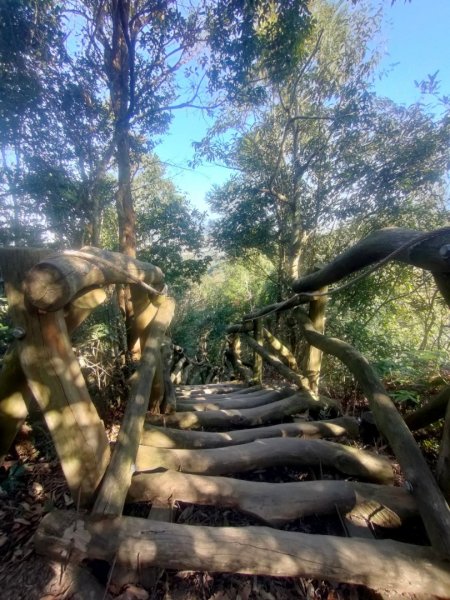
(155, 0, 450, 213)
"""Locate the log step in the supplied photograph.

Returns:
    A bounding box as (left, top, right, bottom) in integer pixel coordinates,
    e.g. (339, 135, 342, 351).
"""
(135, 437, 394, 483)
(176, 387, 296, 411)
(175, 383, 251, 398)
(128, 470, 417, 527)
(141, 417, 359, 448)
(146, 391, 339, 430)
(35, 510, 450, 597)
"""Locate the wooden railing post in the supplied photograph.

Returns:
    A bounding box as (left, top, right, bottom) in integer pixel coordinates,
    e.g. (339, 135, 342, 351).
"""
(436, 397, 450, 499)
(252, 319, 263, 384)
(160, 337, 176, 414)
(0, 248, 111, 506)
(93, 295, 175, 515)
(304, 286, 327, 394)
(229, 334, 252, 383)
(262, 327, 298, 371)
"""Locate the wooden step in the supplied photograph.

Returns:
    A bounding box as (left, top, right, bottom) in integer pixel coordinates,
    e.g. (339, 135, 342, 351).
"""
(35, 509, 450, 597)
(176, 387, 296, 411)
(146, 391, 338, 429)
(141, 417, 359, 448)
(128, 470, 417, 527)
(135, 437, 394, 483)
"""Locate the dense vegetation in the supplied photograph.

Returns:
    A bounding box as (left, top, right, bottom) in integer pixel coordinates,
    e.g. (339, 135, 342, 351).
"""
(1, 0, 449, 399)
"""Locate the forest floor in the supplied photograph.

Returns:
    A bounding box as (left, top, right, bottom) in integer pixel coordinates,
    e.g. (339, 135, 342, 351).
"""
(0, 387, 441, 600)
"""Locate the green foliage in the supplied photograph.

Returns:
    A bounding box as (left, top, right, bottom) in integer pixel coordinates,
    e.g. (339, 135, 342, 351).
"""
(208, 177, 279, 262)
(0, 462, 27, 495)
(0, 0, 64, 145)
(385, 389, 420, 406)
(135, 161, 211, 289)
(172, 255, 275, 361)
(206, 0, 449, 292)
(0, 295, 11, 357)
(206, 0, 311, 102)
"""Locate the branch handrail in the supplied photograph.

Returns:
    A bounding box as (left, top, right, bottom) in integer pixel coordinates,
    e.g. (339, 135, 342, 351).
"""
(242, 226, 450, 323)
(224, 226, 450, 559)
(292, 226, 450, 294)
(22, 246, 166, 311)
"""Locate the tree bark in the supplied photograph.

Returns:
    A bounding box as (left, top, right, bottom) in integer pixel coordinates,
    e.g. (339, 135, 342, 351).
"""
(135, 437, 393, 483)
(141, 417, 359, 449)
(35, 510, 450, 596)
(146, 391, 339, 430)
(128, 470, 416, 527)
(93, 296, 175, 515)
(107, 0, 135, 258)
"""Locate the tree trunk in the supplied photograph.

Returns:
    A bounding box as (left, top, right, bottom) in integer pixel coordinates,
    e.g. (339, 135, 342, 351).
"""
(116, 125, 136, 258)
